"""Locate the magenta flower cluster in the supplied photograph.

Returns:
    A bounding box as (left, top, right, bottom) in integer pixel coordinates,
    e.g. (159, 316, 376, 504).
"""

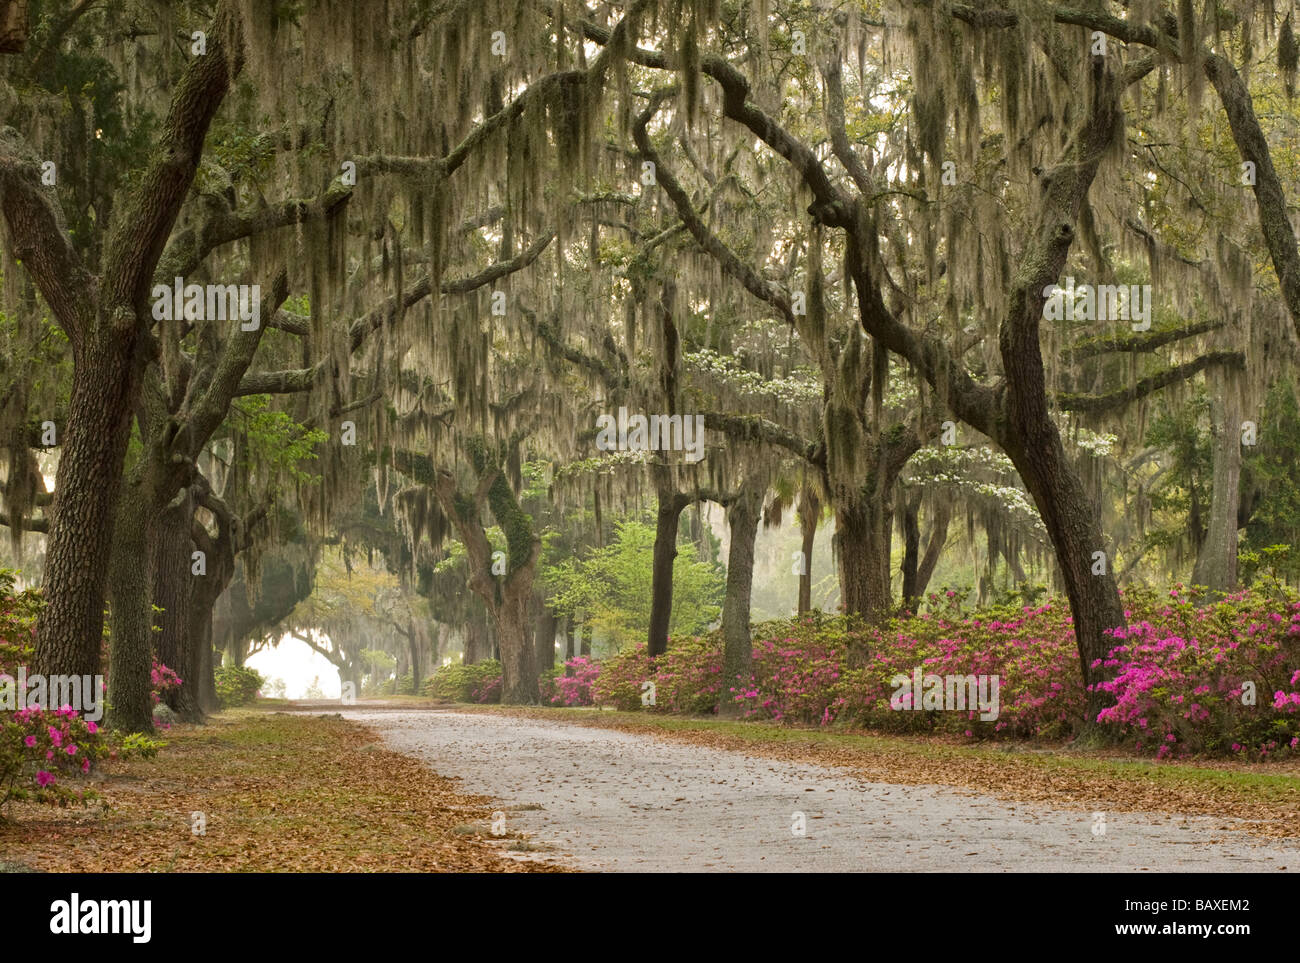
(149, 660, 183, 705)
(573, 585, 1300, 759)
(1090, 586, 1300, 758)
(1, 704, 107, 810)
(550, 657, 601, 706)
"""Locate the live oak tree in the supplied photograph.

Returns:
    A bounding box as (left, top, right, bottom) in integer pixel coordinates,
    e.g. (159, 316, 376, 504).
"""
(2, 2, 250, 686)
(4, 0, 1300, 734)
(555, 0, 1300, 723)
(1, 0, 564, 723)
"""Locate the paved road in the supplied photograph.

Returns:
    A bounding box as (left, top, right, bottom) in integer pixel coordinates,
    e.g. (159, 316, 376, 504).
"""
(329, 708, 1300, 872)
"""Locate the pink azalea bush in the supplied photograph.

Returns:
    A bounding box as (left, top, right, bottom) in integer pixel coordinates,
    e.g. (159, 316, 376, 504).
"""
(580, 584, 1300, 759)
(590, 643, 652, 710)
(730, 617, 850, 725)
(1092, 585, 1300, 759)
(1, 704, 108, 810)
(1, 572, 108, 812)
(551, 657, 600, 706)
(834, 601, 1086, 739)
(150, 661, 183, 705)
(592, 635, 722, 713)
(471, 673, 502, 703)
(425, 660, 503, 703)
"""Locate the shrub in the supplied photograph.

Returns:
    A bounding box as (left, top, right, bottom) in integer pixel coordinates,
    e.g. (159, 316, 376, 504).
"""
(425, 660, 503, 703)
(580, 584, 1300, 759)
(151, 660, 182, 705)
(591, 644, 653, 710)
(471, 672, 502, 703)
(0, 573, 111, 813)
(551, 657, 599, 706)
(591, 636, 722, 714)
(731, 617, 855, 725)
(538, 665, 561, 705)
(214, 665, 265, 707)
(0, 705, 108, 811)
(830, 602, 1086, 739)
(1092, 585, 1300, 758)
(0, 571, 182, 814)
(0, 570, 39, 679)
(649, 634, 725, 713)
(117, 732, 166, 759)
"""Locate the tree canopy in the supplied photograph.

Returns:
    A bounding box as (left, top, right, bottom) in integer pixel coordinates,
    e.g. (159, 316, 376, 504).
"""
(1, 0, 1298, 726)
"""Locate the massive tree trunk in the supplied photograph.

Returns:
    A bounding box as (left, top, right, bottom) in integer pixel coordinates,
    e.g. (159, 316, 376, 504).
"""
(492, 583, 538, 704)
(106, 478, 155, 733)
(833, 491, 892, 621)
(826, 421, 920, 621)
(831, 54, 1130, 728)
(433, 452, 541, 703)
(719, 486, 761, 716)
(992, 63, 1129, 729)
(35, 334, 140, 681)
(1007, 427, 1125, 718)
(1192, 387, 1243, 594)
(17, 1, 243, 683)
(152, 489, 202, 721)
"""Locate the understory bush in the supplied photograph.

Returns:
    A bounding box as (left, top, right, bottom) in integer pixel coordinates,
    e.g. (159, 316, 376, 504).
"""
(0, 705, 109, 811)
(580, 584, 1300, 759)
(214, 665, 265, 708)
(1091, 584, 1300, 758)
(550, 657, 599, 706)
(1, 571, 109, 812)
(538, 664, 561, 704)
(151, 661, 182, 705)
(425, 660, 503, 703)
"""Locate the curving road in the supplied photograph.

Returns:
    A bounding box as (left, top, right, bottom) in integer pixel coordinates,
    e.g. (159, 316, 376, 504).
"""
(325, 708, 1300, 872)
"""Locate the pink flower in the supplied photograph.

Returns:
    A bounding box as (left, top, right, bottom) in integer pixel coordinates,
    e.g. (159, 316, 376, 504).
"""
(86, 721, 98, 734)
(23, 735, 36, 748)
(35, 770, 54, 787)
